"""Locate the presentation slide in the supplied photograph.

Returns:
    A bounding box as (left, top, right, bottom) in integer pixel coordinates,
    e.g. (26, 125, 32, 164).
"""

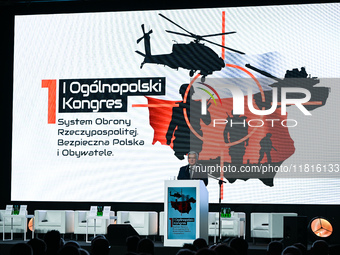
(11, 3, 340, 203)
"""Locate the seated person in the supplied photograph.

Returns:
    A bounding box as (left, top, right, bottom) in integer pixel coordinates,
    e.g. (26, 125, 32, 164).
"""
(177, 151, 208, 186)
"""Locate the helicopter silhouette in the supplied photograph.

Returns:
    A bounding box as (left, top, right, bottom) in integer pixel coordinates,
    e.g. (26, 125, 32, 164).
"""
(135, 13, 245, 82)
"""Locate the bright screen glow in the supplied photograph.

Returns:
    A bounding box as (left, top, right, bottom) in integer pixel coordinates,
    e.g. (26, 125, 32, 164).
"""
(12, 3, 340, 204)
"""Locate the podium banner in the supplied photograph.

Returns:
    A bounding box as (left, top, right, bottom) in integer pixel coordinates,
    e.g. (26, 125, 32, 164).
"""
(167, 187, 196, 240)
(164, 180, 208, 246)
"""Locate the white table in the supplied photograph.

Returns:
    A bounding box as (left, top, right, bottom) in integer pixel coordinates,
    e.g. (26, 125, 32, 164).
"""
(213, 214, 246, 243)
(85, 215, 117, 243)
(2, 214, 34, 241)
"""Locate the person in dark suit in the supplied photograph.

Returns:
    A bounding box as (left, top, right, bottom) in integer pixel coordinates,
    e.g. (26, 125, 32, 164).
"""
(177, 151, 208, 186)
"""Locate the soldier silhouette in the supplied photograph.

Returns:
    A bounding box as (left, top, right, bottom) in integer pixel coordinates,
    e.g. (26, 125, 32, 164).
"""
(223, 111, 249, 164)
(258, 133, 277, 163)
(166, 84, 211, 160)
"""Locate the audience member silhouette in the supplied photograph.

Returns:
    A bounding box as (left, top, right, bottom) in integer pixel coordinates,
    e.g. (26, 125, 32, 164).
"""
(10, 243, 33, 255)
(182, 243, 197, 252)
(78, 248, 90, 255)
(214, 244, 237, 255)
(126, 235, 140, 253)
(91, 234, 106, 244)
(64, 241, 81, 249)
(7, 232, 339, 255)
(176, 249, 196, 255)
(61, 238, 66, 247)
(137, 238, 154, 255)
(293, 243, 307, 255)
(310, 240, 329, 255)
(267, 241, 283, 255)
(27, 238, 47, 255)
(91, 236, 111, 255)
(193, 238, 208, 251)
(57, 245, 80, 255)
(230, 238, 248, 255)
(281, 246, 302, 255)
(44, 230, 63, 255)
(196, 248, 216, 255)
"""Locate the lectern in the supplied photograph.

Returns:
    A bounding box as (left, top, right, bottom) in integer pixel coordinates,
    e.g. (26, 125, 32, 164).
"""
(164, 180, 208, 247)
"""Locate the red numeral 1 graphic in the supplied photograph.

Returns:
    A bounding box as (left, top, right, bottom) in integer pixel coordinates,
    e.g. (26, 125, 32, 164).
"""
(41, 80, 56, 124)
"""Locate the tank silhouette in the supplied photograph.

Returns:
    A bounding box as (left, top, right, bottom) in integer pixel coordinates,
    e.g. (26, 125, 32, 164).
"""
(245, 64, 330, 111)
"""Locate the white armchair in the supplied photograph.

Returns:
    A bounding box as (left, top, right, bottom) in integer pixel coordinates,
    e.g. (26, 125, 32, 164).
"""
(251, 212, 297, 239)
(159, 211, 164, 236)
(74, 210, 115, 235)
(208, 212, 246, 239)
(34, 210, 74, 234)
(0, 206, 28, 233)
(117, 211, 158, 236)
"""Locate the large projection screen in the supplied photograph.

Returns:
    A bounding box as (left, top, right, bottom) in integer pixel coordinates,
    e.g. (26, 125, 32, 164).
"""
(12, 3, 340, 204)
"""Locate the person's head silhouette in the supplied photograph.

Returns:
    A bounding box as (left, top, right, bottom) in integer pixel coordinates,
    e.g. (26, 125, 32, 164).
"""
(179, 84, 194, 100)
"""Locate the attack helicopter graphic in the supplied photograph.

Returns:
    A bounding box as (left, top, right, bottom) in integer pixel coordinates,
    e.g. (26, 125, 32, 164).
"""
(135, 13, 245, 81)
(169, 189, 196, 214)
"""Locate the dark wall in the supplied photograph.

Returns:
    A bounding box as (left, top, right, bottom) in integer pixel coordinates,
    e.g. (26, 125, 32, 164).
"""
(1, 0, 339, 244)
(0, 6, 14, 211)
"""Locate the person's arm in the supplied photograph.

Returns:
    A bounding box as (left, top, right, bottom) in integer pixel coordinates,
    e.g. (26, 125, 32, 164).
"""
(177, 168, 183, 180)
(177, 166, 187, 180)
